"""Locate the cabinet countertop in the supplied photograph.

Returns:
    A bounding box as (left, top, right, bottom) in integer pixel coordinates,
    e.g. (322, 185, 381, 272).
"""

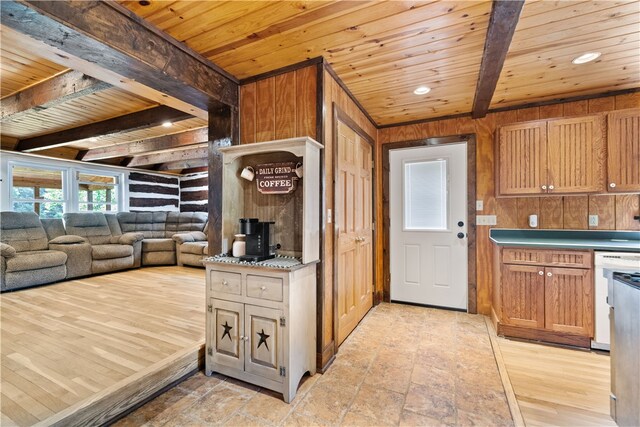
(490, 229, 640, 252)
(203, 256, 317, 272)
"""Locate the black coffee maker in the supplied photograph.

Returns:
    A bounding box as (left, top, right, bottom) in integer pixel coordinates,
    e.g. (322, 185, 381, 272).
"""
(239, 218, 276, 262)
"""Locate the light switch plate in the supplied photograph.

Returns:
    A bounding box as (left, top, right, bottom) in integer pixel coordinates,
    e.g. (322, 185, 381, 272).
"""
(476, 215, 497, 226)
(476, 200, 484, 211)
(589, 215, 599, 227)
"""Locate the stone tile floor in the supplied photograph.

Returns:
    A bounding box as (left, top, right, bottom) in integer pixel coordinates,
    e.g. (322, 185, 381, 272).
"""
(115, 303, 513, 426)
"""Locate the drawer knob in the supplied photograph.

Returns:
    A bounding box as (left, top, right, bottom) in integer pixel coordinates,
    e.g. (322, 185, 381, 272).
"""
(541, 185, 547, 190)
(547, 272, 553, 277)
(222, 280, 228, 286)
(260, 286, 267, 291)
(548, 185, 554, 190)
(609, 182, 616, 188)
(538, 271, 544, 275)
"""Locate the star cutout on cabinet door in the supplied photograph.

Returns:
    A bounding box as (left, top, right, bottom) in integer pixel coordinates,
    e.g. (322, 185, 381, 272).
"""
(257, 329, 270, 351)
(221, 321, 233, 341)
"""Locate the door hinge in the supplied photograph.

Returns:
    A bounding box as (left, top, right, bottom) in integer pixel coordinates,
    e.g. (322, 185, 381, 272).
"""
(279, 366, 286, 376)
(207, 304, 212, 312)
(279, 316, 286, 327)
(207, 347, 213, 356)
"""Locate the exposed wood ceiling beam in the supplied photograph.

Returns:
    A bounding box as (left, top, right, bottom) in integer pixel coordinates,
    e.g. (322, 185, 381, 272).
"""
(17, 106, 192, 152)
(1, 1, 238, 120)
(126, 144, 209, 168)
(1, 70, 111, 121)
(78, 128, 209, 161)
(471, 0, 524, 119)
(156, 158, 210, 172)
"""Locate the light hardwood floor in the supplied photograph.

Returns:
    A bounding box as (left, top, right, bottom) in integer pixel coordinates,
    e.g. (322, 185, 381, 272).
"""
(496, 336, 616, 427)
(0, 266, 206, 427)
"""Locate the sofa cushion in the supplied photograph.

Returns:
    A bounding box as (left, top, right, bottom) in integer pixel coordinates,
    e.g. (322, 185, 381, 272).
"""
(92, 244, 133, 260)
(64, 213, 113, 245)
(41, 218, 67, 240)
(165, 212, 207, 237)
(117, 212, 168, 238)
(1, 211, 49, 252)
(49, 235, 86, 244)
(142, 238, 175, 252)
(6, 250, 67, 272)
(181, 241, 208, 255)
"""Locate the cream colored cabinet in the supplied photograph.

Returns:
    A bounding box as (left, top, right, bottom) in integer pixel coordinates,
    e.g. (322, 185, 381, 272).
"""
(204, 261, 316, 403)
(607, 108, 640, 192)
(497, 115, 605, 196)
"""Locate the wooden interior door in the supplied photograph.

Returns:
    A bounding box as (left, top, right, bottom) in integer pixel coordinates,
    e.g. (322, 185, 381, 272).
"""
(498, 121, 547, 195)
(547, 115, 605, 193)
(501, 264, 545, 329)
(607, 109, 640, 192)
(336, 120, 373, 346)
(544, 267, 593, 336)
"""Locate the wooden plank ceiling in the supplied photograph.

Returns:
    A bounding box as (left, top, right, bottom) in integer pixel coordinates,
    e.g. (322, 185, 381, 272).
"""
(1, 0, 638, 172)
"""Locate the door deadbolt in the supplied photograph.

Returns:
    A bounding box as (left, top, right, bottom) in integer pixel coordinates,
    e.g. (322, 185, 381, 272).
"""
(457, 221, 464, 227)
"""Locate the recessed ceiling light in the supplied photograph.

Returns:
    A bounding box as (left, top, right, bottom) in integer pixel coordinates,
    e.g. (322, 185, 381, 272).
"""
(162, 121, 173, 128)
(572, 52, 601, 64)
(89, 137, 98, 142)
(413, 86, 431, 95)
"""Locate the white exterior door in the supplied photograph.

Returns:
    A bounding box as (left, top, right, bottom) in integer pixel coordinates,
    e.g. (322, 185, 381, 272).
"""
(389, 143, 468, 310)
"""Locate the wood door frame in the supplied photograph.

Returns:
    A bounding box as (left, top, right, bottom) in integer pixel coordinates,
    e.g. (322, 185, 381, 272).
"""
(332, 103, 377, 354)
(382, 134, 478, 314)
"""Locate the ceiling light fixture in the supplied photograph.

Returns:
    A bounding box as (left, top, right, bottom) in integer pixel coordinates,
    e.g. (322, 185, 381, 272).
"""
(162, 121, 173, 128)
(413, 86, 431, 95)
(572, 52, 601, 64)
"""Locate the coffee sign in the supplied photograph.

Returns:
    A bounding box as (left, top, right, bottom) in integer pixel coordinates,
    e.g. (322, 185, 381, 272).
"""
(255, 162, 299, 194)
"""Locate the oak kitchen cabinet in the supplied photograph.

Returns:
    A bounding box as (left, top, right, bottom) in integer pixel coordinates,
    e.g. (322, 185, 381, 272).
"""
(607, 108, 640, 193)
(496, 247, 594, 347)
(497, 115, 605, 196)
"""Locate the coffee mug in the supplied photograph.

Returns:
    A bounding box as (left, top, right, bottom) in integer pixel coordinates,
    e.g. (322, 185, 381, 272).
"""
(295, 162, 303, 178)
(240, 166, 255, 181)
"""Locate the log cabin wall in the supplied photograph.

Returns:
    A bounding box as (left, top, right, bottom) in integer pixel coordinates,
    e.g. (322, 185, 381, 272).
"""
(180, 172, 208, 213)
(128, 172, 180, 212)
(377, 92, 640, 316)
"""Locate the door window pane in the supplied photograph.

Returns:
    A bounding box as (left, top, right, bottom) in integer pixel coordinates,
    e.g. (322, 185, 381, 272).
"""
(404, 159, 447, 230)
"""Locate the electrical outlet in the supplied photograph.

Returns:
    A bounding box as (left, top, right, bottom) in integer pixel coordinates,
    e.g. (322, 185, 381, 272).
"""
(476, 215, 497, 226)
(476, 200, 484, 211)
(589, 215, 599, 227)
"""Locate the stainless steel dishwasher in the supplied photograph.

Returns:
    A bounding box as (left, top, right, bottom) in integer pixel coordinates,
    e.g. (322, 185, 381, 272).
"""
(608, 271, 640, 427)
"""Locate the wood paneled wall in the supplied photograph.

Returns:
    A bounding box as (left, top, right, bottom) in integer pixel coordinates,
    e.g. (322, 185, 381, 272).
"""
(322, 68, 378, 367)
(377, 92, 640, 316)
(239, 66, 317, 144)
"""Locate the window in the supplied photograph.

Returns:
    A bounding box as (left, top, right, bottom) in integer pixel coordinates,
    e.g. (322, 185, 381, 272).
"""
(403, 159, 448, 230)
(77, 172, 119, 212)
(11, 165, 65, 218)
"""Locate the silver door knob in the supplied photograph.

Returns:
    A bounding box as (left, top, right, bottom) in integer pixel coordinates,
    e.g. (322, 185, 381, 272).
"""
(541, 185, 547, 190)
(610, 183, 616, 188)
(538, 271, 544, 275)
(547, 272, 553, 277)
(548, 185, 554, 190)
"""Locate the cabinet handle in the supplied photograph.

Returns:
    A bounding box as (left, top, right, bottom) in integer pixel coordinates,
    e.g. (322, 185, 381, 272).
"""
(547, 272, 553, 277)
(541, 185, 547, 190)
(222, 280, 228, 286)
(548, 185, 554, 190)
(260, 286, 267, 291)
(239, 335, 244, 340)
(609, 183, 616, 188)
(538, 271, 544, 275)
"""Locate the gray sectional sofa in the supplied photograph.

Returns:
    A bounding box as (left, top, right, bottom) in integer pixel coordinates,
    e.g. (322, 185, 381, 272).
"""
(0, 210, 210, 292)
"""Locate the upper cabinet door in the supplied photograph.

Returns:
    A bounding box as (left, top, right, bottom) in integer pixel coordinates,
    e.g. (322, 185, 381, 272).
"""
(547, 115, 605, 194)
(498, 121, 547, 195)
(607, 109, 640, 193)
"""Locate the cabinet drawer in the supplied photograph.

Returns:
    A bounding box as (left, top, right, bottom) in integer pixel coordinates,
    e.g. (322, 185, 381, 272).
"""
(502, 248, 547, 265)
(545, 250, 592, 268)
(210, 270, 241, 295)
(246, 275, 283, 302)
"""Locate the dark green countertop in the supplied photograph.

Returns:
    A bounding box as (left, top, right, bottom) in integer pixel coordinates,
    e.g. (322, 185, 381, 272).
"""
(489, 229, 640, 252)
